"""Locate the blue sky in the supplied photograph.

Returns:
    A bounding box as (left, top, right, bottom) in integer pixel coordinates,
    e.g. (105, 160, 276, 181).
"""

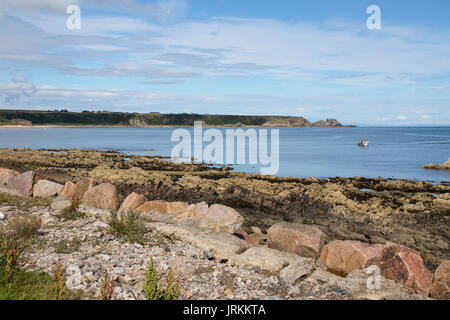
(0, 0, 449, 126)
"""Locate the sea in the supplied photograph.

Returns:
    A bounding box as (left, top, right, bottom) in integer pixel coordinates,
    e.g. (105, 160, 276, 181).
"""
(0, 126, 449, 183)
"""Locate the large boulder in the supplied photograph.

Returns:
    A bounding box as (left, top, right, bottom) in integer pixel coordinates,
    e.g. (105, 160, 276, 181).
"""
(174, 202, 209, 222)
(135, 200, 188, 215)
(0, 168, 19, 185)
(379, 244, 433, 296)
(33, 179, 63, 198)
(199, 204, 244, 234)
(268, 222, 325, 258)
(118, 192, 146, 214)
(430, 260, 450, 299)
(134, 200, 188, 223)
(66, 178, 94, 202)
(230, 246, 313, 274)
(61, 181, 75, 197)
(304, 268, 427, 300)
(167, 202, 189, 215)
(320, 240, 387, 276)
(277, 259, 316, 285)
(50, 195, 73, 212)
(150, 222, 250, 263)
(135, 200, 168, 214)
(6, 170, 36, 196)
(80, 183, 119, 211)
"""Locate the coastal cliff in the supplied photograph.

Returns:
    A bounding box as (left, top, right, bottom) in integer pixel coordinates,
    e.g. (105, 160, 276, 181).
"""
(0, 110, 353, 128)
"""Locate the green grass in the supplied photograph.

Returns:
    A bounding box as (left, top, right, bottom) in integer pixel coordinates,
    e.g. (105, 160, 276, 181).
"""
(22, 163, 44, 170)
(0, 256, 54, 300)
(0, 255, 86, 300)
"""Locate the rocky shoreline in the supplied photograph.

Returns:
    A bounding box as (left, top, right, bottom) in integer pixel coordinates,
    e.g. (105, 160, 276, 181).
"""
(0, 148, 449, 300)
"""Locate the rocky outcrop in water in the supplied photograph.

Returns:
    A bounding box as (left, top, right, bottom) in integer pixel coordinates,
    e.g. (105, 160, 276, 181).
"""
(423, 160, 450, 170)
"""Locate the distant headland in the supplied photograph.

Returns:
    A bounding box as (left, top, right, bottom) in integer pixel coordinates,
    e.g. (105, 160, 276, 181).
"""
(0, 109, 355, 128)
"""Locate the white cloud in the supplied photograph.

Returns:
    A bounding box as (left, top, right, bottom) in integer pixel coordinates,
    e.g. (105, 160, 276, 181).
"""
(0, 0, 78, 13)
(0, 3, 449, 125)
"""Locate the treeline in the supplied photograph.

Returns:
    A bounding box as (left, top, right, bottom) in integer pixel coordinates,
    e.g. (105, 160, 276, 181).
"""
(0, 110, 134, 125)
(0, 110, 268, 126)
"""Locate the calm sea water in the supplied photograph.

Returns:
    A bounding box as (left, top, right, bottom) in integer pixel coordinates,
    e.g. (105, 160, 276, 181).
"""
(0, 127, 449, 183)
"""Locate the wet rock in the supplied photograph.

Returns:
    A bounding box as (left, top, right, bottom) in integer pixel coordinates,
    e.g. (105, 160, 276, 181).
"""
(267, 222, 325, 258)
(379, 244, 433, 296)
(0, 168, 19, 185)
(199, 204, 244, 234)
(81, 183, 119, 211)
(6, 170, 36, 196)
(33, 179, 63, 198)
(118, 192, 146, 214)
(321, 240, 387, 276)
(430, 260, 450, 299)
(50, 195, 73, 212)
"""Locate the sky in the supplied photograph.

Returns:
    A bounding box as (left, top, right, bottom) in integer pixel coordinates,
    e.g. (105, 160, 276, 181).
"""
(0, 0, 449, 126)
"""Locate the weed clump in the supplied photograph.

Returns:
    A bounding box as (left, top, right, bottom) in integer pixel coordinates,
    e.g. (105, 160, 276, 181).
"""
(0, 235, 27, 283)
(59, 201, 85, 220)
(52, 261, 67, 300)
(143, 258, 180, 300)
(99, 272, 115, 300)
(7, 215, 41, 239)
(108, 211, 147, 244)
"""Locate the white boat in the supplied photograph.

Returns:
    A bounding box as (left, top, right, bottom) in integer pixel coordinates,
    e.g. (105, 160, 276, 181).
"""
(358, 140, 369, 147)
